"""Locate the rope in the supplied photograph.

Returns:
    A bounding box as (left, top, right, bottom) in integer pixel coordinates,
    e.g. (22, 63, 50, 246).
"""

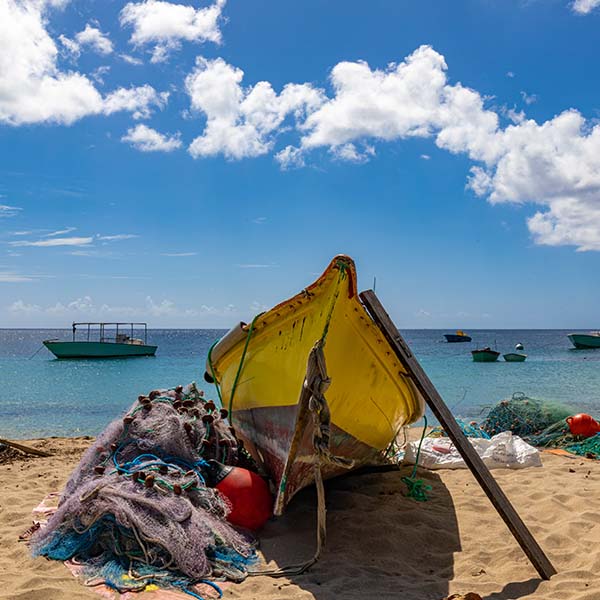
(227, 315, 260, 424)
(206, 340, 223, 407)
(401, 415, 431, 502)
(28, 345, 46, 360)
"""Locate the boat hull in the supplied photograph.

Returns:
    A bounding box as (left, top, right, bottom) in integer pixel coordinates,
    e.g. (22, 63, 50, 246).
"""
(207, 255, 425, 513)
(503, 353, 527, 362)
(471, 350, 500, 362)
(568, 334, 600, 349)
(444, 334, 472, 343)
(43, 340, 157, 358)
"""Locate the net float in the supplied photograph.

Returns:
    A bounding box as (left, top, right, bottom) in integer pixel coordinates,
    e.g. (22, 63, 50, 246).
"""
(204, 460, 272, 531)
(566, 414, 600, 438)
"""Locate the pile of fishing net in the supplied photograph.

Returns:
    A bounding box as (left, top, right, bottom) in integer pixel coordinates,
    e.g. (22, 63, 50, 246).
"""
(31, 383, 261, 596)
(480, 392, 574, 439)
(479, 392, 600, 456)
(426, 393, 600, 461)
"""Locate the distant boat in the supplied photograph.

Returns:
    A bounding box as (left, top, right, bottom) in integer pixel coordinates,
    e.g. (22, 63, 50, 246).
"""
(444, 330, 472, 343)
(567, 332, 600, 349)
(503, 353, 527, 362)
(471, 347, 500, 362)
(43, 322, 157, 358)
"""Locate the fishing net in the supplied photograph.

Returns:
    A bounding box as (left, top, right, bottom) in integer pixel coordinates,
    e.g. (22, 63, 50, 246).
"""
(31, 383, 258, 596)
(565, 434, 600, 459)
(429, 419, 490, 439)
(480, 392, 573, 438)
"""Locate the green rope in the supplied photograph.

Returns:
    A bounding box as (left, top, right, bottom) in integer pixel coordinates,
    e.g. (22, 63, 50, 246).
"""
(320, 266, 346, 345)
(207, 339, 223, 407)
(228, 314, 260, 424)
(401, 415, 431, 502)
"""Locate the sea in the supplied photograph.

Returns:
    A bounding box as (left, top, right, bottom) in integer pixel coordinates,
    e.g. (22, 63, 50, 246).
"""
(1, 328, 599, 439)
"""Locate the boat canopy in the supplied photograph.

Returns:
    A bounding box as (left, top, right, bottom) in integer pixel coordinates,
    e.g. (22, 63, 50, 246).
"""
(71, 322, 149, 344)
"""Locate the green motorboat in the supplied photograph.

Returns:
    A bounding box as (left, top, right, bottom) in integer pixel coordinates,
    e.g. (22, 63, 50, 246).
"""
(471, 347, 500, 362)
(503, 353, 527, 362)
(568, 332, 600, 349)
(43, 322, 157, 358)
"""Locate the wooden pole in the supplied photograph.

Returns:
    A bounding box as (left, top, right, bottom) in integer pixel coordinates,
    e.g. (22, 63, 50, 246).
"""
(359, 290, 556, 581)
(0, 438, 52, 458)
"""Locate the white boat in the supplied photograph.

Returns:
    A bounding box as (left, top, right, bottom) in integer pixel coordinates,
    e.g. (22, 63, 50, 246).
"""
(43, 322, 157, 358)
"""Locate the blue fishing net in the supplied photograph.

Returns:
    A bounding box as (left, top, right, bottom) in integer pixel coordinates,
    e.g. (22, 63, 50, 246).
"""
(565, 434, 600, 459)
(31, 383, 258, 595)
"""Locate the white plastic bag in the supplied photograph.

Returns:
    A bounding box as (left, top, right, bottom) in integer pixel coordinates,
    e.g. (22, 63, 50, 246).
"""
(404, 431, 541, 470)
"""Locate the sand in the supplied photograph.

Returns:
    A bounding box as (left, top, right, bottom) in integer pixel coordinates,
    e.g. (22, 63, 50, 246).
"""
(1, 435, 599, 600)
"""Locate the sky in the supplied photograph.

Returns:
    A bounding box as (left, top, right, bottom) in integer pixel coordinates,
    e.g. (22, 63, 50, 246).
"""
(2, 0, 600, 329)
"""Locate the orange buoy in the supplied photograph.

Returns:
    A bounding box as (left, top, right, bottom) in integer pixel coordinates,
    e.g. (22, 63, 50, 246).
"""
(566, 414, 600, 438)
(206, 460, 272, 531)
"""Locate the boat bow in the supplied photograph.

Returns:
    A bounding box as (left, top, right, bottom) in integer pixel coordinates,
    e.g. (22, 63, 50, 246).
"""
(206, 255, 425, 512)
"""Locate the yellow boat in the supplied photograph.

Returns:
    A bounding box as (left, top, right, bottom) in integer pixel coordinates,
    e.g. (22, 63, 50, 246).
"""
(205, 255, 424, 514)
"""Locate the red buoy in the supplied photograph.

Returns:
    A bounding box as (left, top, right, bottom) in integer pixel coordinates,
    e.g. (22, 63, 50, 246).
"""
(206, 460, 272, 531)
(566, 414, 600, 438)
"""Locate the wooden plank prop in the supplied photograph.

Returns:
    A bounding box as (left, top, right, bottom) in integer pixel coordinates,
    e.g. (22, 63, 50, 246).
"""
(359, 290, 557, 581)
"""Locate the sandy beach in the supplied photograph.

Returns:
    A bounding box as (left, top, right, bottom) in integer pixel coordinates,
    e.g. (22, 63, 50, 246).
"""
(1, 435, 599, 600)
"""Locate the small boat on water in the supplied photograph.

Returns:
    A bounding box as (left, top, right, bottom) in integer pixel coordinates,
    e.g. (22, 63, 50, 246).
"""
(503, 352, 527, 362)
(43, 322, 157, 358)
(444, 330, 472, 343)
(204, 255, 425, 513)
(568, 331, 600, 349)
(471, 347, 500, 362)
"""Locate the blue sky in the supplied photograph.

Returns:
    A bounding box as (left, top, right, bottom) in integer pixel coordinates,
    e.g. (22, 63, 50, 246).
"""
(2, 0, 600, 328)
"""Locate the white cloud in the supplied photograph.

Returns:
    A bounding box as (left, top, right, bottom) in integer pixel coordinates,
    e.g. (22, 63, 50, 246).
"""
(120, 53, 143, 66)
(160, 252, 198, 256)
(45, 227, 76, 236)
(0, 0, 166, 125)
(120, 0, 226, 63)
(103, 86, 169, 120)
(520, 91, 537, 105)
(122, 124, 182, 152)
(186, 57, 324, 159)
(91, 66, 110, 85)
(0, 204, 22, 217)
(59, 33, 80, 57)
(572, 0, 600, 14)
(75, 24, 113, 55)
(8, 299, 40, 311)
(0, 272, 35, 283)
(266, 45, 600, 252)
(97, 234, 139, 241)
(10, 236, 93, 247)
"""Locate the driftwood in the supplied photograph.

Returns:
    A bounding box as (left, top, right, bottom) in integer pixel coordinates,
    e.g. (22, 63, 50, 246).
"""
(0, 437, 52, 458)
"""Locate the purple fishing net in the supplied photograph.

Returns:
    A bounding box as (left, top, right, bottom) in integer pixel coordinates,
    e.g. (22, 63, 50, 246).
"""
(31, 383, 258, 590)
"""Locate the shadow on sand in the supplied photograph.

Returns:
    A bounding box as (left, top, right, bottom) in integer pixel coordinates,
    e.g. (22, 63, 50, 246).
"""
(255, 465, 542, 600)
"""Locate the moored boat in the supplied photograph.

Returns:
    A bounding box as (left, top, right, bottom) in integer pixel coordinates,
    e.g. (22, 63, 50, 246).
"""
(444, 330, 472, 343)
(503, 352, 527, 362)
(204, 255, 425, 514)
(568, 332, 600, 349)
(471, 347, 500, 362)
(43, 322, 157, 358)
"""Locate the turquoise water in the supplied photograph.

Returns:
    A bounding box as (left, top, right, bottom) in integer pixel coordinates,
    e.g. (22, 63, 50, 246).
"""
(1, 329, 599, 439)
